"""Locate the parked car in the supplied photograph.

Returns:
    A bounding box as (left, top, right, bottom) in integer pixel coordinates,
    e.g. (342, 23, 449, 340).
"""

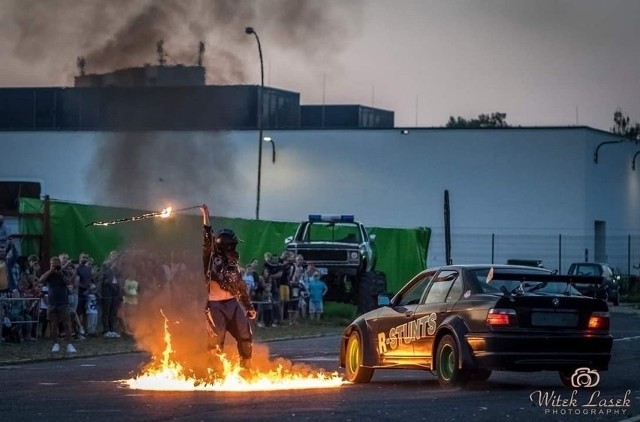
(339, 265, 613, 389)
(566, 262, 620, 306)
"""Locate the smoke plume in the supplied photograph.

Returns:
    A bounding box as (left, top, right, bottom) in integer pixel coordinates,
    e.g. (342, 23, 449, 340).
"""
(1, 0, 362, 85)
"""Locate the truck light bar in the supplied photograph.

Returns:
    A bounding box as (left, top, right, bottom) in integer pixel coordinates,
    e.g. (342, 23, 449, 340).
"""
(308, 214, 355, 222)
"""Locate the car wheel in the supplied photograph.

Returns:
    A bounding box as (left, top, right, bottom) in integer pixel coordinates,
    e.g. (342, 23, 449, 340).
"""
(345, 331, 374, 383)
(436, 334, 469, 388)
(470, 369, 492, 382)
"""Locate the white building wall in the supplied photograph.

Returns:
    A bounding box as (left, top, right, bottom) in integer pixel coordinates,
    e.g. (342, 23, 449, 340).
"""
(1, 127, 638, 269)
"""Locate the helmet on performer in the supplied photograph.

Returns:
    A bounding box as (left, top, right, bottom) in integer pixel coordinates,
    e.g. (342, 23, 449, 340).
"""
(214, 228, 239, 260)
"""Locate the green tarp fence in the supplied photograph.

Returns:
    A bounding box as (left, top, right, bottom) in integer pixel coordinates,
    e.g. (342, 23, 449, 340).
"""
(18, 198, 430, 294)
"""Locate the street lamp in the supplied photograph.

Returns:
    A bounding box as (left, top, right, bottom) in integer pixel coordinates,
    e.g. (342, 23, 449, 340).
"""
(263, 136, 276, 163)
(245, 26, 264, 220)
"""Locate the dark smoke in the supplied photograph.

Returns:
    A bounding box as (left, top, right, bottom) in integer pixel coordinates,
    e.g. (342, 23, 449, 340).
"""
(2, 0, 362, 85)
(88, 131, 237, 213)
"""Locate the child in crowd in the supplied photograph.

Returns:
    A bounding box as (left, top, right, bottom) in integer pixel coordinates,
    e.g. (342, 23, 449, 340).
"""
(308, 272, 328, 320)
(84, 283, 100, 337)
(121, 270, 139, 336)
(242, 266, 256, 298)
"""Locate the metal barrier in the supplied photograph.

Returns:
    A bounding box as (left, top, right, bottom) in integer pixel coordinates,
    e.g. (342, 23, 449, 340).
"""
(0, 296, 40, 341)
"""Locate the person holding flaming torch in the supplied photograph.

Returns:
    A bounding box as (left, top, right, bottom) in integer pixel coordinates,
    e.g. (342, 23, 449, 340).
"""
(200, 204, 257, 369)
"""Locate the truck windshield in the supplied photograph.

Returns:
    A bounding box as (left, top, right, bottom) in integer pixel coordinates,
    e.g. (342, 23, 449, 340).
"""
(305, 223, 361, 243)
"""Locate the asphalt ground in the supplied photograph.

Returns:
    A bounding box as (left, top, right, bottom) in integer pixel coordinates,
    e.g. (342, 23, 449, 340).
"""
(0, 306, 639, 422)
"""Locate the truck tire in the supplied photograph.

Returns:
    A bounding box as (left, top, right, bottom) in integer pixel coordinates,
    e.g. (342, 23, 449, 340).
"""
(357, 271, 387, 313)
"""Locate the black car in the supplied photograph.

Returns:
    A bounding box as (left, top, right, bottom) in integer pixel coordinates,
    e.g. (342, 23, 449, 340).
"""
(339, 265, 613, 389)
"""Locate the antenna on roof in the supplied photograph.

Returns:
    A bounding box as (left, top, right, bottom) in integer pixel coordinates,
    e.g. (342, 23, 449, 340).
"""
(156, 40, 167, 66)
(197, 41, 205, 67)
(76, 56, 86, 76)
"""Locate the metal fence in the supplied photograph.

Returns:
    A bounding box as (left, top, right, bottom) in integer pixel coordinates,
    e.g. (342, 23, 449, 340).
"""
(447, 233, 640, 275)
(0, 297, 40, 341)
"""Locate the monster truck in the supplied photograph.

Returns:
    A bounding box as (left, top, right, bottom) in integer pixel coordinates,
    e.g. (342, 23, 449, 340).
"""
(284, 215, 387, 313)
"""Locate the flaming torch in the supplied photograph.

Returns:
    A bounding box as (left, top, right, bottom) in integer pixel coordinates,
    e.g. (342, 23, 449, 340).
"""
(86, 205, 200, 227)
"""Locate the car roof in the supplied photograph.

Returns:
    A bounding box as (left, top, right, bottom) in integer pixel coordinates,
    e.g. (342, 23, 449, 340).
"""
(424, 264, 553, 273)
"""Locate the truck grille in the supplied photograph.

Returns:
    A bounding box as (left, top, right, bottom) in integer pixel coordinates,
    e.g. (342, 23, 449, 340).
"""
(297, 249, 349, 262)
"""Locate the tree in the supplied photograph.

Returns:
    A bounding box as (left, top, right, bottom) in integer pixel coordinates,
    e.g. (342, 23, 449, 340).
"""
(611, 109, 640, 140)
(445, 112, 509, 128)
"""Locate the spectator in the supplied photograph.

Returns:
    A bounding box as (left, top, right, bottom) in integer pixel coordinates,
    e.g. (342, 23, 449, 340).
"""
(100, 251, 122, 338)
(0, 246, 10, 298)
(0, 238, 19, 296)
(278, 251, 295, 323)
(308, 271, 328, 320)
(0, 215, 9, 249)
(300, 262, 317, 315)
(61, 253, 84, 340)
(248, 258, 260, 299)
(25, 255, 42, 278)
(121, 268, 139, 336)
(263, 253, 283, 324)
(289, 266, 307, 324)
(242, 266, 256, 298)
(75, 252, 93, 332)
(1, 302, 19, 342)
(36, 281, 48, 339)
(257, 268, 275, 328)
(39, 256, 76, 354)
(15, 277, 37, 341)
(84, 283, 100, 337)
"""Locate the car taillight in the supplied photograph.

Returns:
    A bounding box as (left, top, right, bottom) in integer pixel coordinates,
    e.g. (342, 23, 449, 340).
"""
(587, 312, 610, 330)
(486, 308, 517, 327)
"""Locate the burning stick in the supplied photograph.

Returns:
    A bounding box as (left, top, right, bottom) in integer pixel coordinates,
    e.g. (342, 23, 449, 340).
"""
(85, 205, 201, 227)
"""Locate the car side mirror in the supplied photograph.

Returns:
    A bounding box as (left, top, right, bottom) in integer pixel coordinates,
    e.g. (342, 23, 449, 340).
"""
(370, 234, 376, 242)
(377, 294, 390, 307)
(284, 236, 293, 244)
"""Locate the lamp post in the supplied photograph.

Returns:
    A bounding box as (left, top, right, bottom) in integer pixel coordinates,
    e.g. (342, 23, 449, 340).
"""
(263, 136, 276, 163)
(246, 26, 264, 220)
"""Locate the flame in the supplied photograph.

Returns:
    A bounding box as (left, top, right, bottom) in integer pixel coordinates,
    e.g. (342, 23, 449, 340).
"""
(123, 312, 344, 392)
(159, 207, 172, 218)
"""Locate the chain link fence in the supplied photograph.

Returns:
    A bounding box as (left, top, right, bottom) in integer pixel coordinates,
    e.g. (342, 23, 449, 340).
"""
(448, 233, 640, 274)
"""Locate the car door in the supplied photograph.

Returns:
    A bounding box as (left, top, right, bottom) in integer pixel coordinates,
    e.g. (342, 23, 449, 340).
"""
(373, 270, 436, 364)
(411, 270, 461, 362)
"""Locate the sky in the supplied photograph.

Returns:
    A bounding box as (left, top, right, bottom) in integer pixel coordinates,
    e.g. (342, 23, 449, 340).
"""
(1, 0, 639, 131)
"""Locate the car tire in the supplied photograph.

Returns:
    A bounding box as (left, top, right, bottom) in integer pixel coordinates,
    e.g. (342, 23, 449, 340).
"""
(357, 271, 387, 314)
(470, 369, 492, 382)
(436, 334, 469, 389)
(345, 331, 374, 383)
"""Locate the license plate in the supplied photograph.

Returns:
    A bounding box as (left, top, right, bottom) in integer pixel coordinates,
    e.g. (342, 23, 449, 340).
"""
(531, 312, 578, 327)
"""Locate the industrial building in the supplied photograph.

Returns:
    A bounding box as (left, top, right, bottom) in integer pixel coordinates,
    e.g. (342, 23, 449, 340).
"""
(1, 65, 638, 272)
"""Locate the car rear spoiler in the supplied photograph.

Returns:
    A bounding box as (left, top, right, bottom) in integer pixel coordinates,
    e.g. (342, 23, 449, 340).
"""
(491, 272, 604, 284)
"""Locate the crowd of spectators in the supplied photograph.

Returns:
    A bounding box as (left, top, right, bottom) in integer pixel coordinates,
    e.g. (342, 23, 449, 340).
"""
(0, 238, 329, 346)
(244, 251, 328, 327)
